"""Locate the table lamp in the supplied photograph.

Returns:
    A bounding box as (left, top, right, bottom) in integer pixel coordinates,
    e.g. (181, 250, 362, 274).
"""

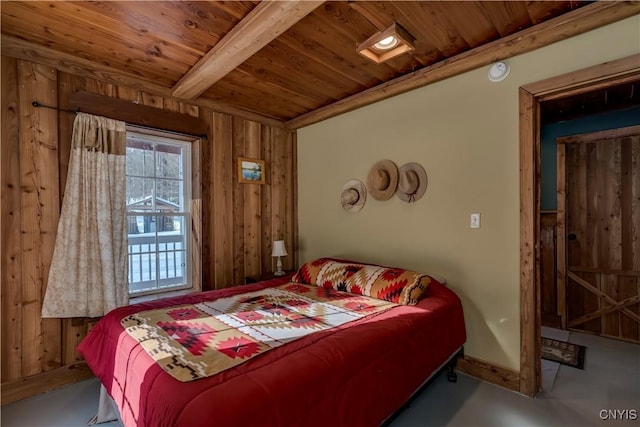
(271, 240, 288, 276)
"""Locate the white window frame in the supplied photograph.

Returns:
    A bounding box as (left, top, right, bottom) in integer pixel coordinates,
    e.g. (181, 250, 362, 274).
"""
(125, 127, 201, 298)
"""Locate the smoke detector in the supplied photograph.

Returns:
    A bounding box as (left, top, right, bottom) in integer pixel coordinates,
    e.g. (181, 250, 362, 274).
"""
(488, 62, 510, 82)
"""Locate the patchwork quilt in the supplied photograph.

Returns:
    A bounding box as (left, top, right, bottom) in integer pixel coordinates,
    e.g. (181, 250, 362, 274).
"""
(121, 283, 396, 382)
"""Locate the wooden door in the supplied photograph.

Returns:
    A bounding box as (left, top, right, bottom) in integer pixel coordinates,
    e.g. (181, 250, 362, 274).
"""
(557, 125, 640, 343)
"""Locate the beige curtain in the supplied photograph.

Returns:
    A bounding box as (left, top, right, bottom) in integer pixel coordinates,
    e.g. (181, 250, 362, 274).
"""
(42, 113, 128, 318)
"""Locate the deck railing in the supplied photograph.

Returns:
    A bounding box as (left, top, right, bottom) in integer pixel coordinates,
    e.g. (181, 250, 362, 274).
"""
(128, 232, 185, 294)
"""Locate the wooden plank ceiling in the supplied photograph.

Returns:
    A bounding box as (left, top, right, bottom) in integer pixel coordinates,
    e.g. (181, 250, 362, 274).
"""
(2, 1, 638, 127)
(542, 80, 640, 124)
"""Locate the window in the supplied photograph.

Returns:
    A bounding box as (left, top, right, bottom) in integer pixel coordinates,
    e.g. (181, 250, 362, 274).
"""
(126, 131, 192, 296)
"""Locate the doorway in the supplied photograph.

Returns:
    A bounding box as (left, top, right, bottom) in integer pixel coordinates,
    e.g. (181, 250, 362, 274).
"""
(518, 54, 640, 397)
(539, 108, 640, 332)
(557, 127, 640, 342)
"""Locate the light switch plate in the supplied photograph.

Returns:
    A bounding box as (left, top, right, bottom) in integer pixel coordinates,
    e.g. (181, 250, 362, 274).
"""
(470, 213, 481, 229)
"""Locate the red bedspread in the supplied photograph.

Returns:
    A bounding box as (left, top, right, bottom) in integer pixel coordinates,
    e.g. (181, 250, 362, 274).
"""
(78, 275, 466, 427)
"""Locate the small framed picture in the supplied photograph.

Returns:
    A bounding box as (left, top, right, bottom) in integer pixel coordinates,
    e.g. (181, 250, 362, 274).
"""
(237, 157, 266, 184)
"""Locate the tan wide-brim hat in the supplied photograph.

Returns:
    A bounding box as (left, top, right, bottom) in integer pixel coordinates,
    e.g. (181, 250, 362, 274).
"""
(367, 159, 398, 201)
(397, 163, 427, 203)
(341, 179, 366, 213)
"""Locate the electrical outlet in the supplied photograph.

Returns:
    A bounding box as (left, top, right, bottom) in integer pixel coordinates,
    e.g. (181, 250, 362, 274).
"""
(470, 213, 481, 229)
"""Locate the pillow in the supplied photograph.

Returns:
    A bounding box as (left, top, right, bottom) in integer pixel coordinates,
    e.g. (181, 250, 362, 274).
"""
(292, 258, 432, 305)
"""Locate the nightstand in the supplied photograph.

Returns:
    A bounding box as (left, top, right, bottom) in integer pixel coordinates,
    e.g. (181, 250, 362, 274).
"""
(244, 271, 293, 285)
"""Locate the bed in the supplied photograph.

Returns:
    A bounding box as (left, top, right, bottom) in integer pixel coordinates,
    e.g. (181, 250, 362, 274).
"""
(78, 258, 466, 427)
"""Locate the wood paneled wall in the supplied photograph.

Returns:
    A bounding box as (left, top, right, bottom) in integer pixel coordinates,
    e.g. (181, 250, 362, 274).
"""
(0, 55, 297, 398)
(540, 212, 561, 328)
(201, 111, 297, 289)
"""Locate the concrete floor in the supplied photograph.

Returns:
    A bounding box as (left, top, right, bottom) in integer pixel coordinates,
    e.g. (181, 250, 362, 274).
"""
(2, 331, 638, 427)
(540, 326, 569, 392)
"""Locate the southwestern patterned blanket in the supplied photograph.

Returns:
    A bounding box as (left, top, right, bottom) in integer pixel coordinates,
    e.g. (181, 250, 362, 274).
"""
(121, 283, 396, 382)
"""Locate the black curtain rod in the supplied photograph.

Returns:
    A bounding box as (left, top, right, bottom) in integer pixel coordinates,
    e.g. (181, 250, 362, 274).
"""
(31, 100, 208, 140)
(32, 100, 79, 114)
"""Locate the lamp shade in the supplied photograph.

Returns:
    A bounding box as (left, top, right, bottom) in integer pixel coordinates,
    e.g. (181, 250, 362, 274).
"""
(271, 240, 288, 257)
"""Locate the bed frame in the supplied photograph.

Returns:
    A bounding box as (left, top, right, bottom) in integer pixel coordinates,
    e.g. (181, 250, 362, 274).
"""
(381, 347, 463, 426)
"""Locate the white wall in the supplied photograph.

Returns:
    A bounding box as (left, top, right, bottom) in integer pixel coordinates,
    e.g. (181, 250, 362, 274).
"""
(297, 15, 640, 371)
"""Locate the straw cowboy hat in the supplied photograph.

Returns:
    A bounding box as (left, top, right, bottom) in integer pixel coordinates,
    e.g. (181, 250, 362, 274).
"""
(397, 162, 427, 203)
(341, 179, 366, 212)
(366, 160, 398, 201)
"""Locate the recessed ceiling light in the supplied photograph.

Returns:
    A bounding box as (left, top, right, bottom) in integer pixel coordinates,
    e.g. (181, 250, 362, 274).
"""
(373, 36, 398, 51)
(357, 23, 415, 64)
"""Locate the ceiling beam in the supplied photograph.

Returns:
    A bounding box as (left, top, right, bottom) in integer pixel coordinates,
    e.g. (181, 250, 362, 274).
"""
(1, 35, 287, 128)
(171, 1, 324, 100)
(286, 1, 640, 129)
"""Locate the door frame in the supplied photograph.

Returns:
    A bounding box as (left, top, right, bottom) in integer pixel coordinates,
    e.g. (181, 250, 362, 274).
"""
(518, 54, 640, 397)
